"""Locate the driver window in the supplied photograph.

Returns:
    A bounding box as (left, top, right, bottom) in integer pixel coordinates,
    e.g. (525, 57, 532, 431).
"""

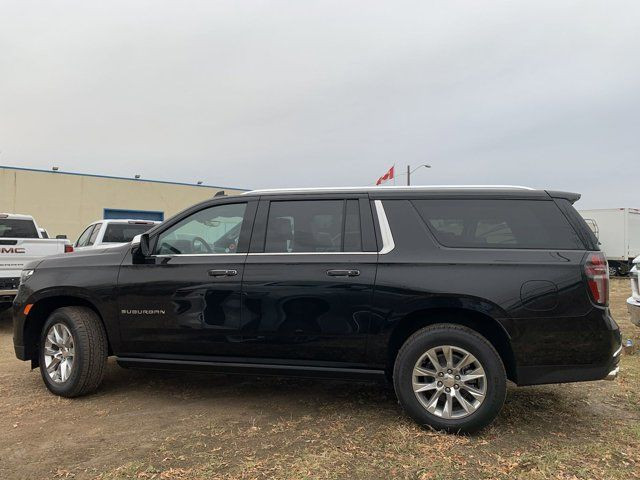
(156, 203, 247, 255)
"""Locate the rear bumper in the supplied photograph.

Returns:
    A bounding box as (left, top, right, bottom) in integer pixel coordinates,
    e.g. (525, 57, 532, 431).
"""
(515, 310, 622, 386)
(605, 365, 620, 380)
(628, 297, 640, 327)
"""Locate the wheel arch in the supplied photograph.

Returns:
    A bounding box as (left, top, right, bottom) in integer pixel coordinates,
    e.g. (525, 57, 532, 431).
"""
(22, 294, 111, 366)
(387, 307, 518, 382)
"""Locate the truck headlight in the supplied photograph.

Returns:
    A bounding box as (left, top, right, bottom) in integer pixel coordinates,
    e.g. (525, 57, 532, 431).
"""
(20, 269, 34, 284)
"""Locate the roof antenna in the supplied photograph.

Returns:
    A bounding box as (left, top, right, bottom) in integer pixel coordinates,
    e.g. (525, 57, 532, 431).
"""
(214, 190, 226, 197)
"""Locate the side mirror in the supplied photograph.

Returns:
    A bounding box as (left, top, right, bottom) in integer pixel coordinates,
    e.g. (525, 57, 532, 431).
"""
(139, 233, 151, 257)
(56, 234, 67, 239)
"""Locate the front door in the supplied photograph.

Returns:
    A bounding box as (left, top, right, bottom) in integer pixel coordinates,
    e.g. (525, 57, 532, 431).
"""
(240, 196, 378, 365)
(117, 200, 256, 356)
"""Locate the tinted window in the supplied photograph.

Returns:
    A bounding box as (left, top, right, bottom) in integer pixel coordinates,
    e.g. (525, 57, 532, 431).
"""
(87, 223, 102, 246)
(264, 200, 362, 253)
(556, 199, 599, 250)
(0, 219, 39, 238)
(413, 199, 583, 249)
(156, 203, 246, 255)
(75, 225, 95, 247)
(344, 200, 362, 251)
(103, 223, 155, 243)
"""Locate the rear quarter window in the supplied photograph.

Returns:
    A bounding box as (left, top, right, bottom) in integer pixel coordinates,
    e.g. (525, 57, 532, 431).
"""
(412, 199, 584, 250)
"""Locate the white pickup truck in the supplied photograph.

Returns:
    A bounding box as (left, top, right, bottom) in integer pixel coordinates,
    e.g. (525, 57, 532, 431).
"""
(74, 219, 159, 251)
(0, 213, 72, 309)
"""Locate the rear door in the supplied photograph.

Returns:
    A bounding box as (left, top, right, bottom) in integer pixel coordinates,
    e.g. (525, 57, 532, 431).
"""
(240, 195, 378, 364)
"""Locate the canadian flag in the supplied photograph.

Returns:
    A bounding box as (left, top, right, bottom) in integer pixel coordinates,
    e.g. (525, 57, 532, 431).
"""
(376, 165, 394, 186)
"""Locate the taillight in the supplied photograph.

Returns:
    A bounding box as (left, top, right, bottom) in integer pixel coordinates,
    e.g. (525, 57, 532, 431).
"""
(64, 245, 74, 253)
(584, 252, 609, 305)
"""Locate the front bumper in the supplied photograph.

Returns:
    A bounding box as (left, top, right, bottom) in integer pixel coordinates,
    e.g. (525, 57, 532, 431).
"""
(0, 289, 18, 303)
(0, 277, 19, 303)
(628, 297, 640, 327)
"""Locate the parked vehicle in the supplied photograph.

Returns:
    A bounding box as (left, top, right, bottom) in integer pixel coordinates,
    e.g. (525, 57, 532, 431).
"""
(579, 208, 640, 276)
(74, 219, 159, 251)
(0, 213, 71, 311)
(12, 186, 621, 432)
(628, 256, 640, 328)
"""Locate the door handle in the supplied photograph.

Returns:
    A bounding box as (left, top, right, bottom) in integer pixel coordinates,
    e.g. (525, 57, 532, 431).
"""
(326, 269, 360, 277)
(208, 269, 238, 277)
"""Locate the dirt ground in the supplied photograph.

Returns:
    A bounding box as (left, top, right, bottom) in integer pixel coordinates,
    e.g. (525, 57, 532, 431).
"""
(1, 280, 639, 480)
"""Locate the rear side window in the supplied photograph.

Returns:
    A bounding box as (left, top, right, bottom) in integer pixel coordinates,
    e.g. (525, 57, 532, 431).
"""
(555, 199, 599, 251)
(264, 200, 362, 253)
(103, 223, 154, 243)
(0, 219, 39, 238)
(413, 199, 584, 249)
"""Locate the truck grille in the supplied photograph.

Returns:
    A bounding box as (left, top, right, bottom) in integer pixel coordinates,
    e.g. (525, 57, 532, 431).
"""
(0, 277, 19, 290)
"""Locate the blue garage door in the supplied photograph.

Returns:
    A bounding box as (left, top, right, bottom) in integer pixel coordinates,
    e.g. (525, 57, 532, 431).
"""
(103, 208, 164, 221)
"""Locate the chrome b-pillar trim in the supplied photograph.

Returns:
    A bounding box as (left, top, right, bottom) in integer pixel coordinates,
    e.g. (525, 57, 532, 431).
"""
(374, 200, 395, 255)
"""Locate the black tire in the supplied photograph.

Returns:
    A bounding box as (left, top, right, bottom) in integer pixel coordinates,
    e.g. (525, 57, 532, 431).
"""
(616, 264, 630, 277)
(608, 264, 618, 277)
(393, 324, 506, 433)
(38, 306, 108, 397)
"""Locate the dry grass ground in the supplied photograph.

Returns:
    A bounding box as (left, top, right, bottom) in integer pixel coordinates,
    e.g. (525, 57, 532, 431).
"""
(1, 279, 639, 480)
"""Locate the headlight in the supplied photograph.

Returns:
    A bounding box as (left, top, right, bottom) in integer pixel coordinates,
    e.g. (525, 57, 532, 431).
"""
(20, 269, 34, 284)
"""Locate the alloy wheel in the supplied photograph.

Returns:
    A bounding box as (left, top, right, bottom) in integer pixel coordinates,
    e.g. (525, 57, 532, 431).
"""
(43, 323, 75, 383)
(412, 345, 487, 419)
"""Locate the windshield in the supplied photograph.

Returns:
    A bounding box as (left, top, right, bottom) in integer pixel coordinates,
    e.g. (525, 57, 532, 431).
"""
(0, 219, 39, 238)
(102, 223, 155, 243)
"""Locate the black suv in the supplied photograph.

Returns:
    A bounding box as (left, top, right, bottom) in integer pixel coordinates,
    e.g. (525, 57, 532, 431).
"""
(12, 186, 621, 432)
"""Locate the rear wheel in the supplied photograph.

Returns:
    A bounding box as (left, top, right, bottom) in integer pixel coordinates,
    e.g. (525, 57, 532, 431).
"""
(608, 264, 618, 277)
(39, 307, 108, 397)
(393, 324, 506, 433)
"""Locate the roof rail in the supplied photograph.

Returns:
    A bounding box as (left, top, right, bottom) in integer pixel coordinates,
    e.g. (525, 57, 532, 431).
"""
(243, 185, 536, 195)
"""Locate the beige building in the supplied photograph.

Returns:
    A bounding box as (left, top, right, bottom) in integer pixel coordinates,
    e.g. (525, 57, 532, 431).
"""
(0, 165, 246, 240)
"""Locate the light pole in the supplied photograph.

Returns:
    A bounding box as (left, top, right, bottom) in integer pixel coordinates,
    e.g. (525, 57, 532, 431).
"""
(406, 164, 431, 185)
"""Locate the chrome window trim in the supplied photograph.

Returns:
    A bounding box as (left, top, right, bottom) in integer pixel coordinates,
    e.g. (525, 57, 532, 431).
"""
(144, 200, 396, 257)
(374, 200, 395, 255)
(154, 253, 247, 258)
(154, 252, 378, 257)
(248, 252, 377, 256)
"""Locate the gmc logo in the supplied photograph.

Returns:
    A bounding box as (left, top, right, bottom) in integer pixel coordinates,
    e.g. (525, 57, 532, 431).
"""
(0, 247, 26, 254)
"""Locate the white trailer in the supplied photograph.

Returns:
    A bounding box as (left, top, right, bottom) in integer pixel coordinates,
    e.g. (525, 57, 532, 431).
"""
(579, 208, 640, 276)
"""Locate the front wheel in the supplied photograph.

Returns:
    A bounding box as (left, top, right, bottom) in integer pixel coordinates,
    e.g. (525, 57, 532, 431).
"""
(39, 306, 108, 397)
(393, 324, 506, 433)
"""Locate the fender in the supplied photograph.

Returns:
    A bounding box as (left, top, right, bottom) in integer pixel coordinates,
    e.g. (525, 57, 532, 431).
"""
(373, 293, 514, 338)
(18, 286, 121, 356)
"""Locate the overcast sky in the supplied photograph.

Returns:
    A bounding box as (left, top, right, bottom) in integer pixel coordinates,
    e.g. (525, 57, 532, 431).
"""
(1, 1, 639, 208)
